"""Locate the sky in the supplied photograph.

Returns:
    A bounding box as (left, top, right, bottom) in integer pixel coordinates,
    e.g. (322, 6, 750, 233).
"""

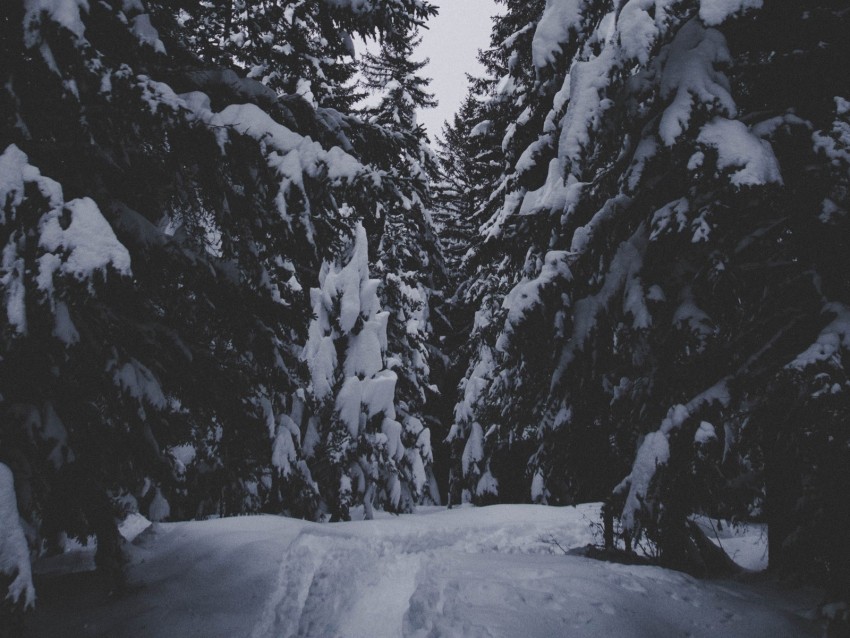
(415, 0, 502, 140)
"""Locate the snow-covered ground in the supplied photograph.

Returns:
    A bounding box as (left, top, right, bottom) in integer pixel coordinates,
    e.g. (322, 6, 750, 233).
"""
(30, 504, 822, 637)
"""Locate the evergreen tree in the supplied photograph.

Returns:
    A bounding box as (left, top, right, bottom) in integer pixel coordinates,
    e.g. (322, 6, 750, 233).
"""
(172, 0, 359, 108)
(360, 26, 446, 505)
(433, 91, 492, 274)
(444, 1, 850, 621)
(0, 0, 440, 602)
(444, 0, 550, 505)
(303, 224, 431, 519)
(360, 34, 436, 137)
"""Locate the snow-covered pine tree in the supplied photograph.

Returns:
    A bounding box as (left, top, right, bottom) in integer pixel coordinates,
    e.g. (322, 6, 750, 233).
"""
(303, 224, 430, 519)
(172, 0, 438, 109)
(171, 0, 357, 108)
(446, 0, 850, 610)
(359, 28, 446, 506)
(1, 0, 342, 569)
(443, 0, 551, 505)
(0, 0, 441, 599)
(360, 34, 436, 136)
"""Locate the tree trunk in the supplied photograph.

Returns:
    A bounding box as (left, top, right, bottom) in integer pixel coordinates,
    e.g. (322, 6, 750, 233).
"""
(603, 500, 614, 550)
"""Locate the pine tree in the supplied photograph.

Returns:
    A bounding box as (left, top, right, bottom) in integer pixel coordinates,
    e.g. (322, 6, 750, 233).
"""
(443, 0, 550, 505)
(360, 34, 436, 136)
(171, 0, 358, 108)
(172, 0, 437, 108)
(360, 26, 446, 505)
(445, 1, 850, 614)
(433, 91, 492, 274)
(0, 0, 440, 600)
(303, 224, 430, 519)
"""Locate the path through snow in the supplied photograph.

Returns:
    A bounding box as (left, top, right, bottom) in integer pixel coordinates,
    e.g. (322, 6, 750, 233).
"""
(30, 504, 822, 637)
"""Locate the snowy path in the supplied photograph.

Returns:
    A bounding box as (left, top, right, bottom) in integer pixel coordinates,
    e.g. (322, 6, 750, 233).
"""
(31, 504, 822, 637)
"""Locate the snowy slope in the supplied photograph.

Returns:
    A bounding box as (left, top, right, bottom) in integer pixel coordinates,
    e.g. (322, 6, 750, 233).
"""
(30, 505, 821, 637)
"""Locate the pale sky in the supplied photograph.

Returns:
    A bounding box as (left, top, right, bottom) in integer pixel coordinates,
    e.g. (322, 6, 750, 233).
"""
(416, 0, 501, 140)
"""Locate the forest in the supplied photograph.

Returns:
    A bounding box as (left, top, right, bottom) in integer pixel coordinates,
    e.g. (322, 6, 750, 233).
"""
(1, 0, 848, 635)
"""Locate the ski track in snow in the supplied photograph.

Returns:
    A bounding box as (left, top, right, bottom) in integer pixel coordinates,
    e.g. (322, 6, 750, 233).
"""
(252, 530, 421, 638)
(31, 504, 822, 638)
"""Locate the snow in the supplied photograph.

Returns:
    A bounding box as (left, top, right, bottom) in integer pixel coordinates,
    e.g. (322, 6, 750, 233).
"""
(0, 463, 35, 609)
(0, 144, 62, 217)
(558, 46, 616, 176)
(52, 300, 80, 344)
(617, 0, 680, 65)
(0, 145, 130, 336)
(39, 196, 132, 283)
(691, 516, 768, 572)
(789, 302, 850, 370)
(499, 250, 572, 350)
(532, 0, 583, 69)
(345, 314, 387, 377)
(130, 14, 166, 54)
(519, 159, 583, 217)
(452, 346, 494, 426)
(697, 117, 783, 186)
(650, 198, 689, 239)
(30, 504, 822, 637)
(272, 418, 299, 476)
(469, 120, 493, 137)
(658, 20, 736, 146)
(813, 100, 850, 166)
(552, 224, 647, 382)
(462, 422, 485, 476)
(360, 370, 397, 419)
(618, 381, 731, 532)
(382, 418, 404, 461)
(698, 0, 763, 26)
(2, 241, 27, 334)
(694, 421, 717, 444)
(23, 0, 89, 47)
(110, 358, 167, 409)
(626, 136, 659, 192)
(336, 376, 363, 437)
(618, 430, 670, 529)
(305, 330, 337, 401)
(148, 488, 171, 522)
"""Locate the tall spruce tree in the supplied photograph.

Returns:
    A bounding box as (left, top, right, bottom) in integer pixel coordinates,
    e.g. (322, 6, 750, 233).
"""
(443, 0, 850, 623)
(360, 27, 446, 505)
(433, 91, 492, 274)
(302, 224, 428, 519)
(444, 0, 550, 505)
